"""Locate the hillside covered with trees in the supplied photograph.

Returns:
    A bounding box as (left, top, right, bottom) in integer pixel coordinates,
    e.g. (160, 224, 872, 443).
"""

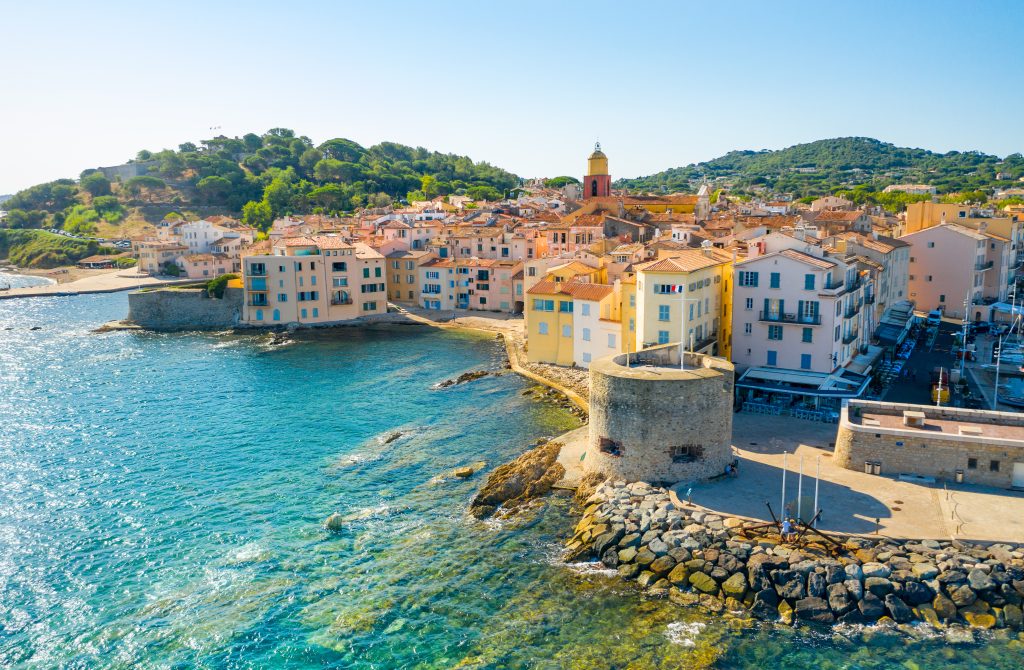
(0, 129, 521, 240)
(615, 137, 1024, 202)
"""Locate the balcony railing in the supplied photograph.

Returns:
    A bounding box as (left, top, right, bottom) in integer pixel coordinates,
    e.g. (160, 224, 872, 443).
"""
(864, 295, 875, 305)
(758, 311, 822, 325)
(976, 260, 994, 271)
(331, 298, 353, 305)
(248, 299, 268, 307)
(844, 303, 861, 319)
(842, 330, 859, 345)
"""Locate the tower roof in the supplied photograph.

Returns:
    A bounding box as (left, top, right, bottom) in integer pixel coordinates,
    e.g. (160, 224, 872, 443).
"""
(588, 141, 606, 160)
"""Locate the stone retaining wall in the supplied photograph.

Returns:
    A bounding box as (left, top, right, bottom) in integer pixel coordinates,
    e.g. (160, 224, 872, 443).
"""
(127, 287, 242, 330)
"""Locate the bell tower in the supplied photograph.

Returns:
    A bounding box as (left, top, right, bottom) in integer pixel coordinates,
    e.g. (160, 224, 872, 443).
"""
(584, 142, 611, 199)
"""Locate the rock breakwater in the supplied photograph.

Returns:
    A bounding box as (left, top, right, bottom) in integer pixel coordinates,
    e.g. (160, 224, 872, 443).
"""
(469, 441, 565, 519)
(568, 480, 1024, 636)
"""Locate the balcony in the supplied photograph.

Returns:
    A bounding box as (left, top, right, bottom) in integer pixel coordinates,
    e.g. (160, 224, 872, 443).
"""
(864, 294, 875, 305)
(248, 296, 269, 307)
(331, 297, 353, 306)
(976, 260, 994, 271)
(758, 311, 821, 325)
(249, 277, 267, 291)
(844, 302, 861, 319)
(842, 330, 859, 345)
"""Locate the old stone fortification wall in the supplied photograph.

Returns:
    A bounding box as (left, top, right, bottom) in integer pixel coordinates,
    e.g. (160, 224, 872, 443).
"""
(835, 400, 1024, 488)
(127, 287, 242, 330)
(586, 345, 734, 484)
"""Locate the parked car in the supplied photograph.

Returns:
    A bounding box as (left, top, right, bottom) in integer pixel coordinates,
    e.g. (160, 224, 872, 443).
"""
(925, 310, 943, 326)
(971, 321, 991, 334)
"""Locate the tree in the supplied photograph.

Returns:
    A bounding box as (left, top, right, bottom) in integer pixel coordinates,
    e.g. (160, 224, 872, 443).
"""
(81, 172, 111, 197)
(241, 200, 273, 231)
(136, 150, 153, 161)
(263, 176, 294, 216)
(2, 209, 46, 229)
(318, 138, 365, 162)
(420, 175, 439, 199)
(195, 175, 232, 203)
(307, 184, 347, 211)
(178, 142, 198, 153)
(92, 195, 124, 222)
(123, 176, 166, 203)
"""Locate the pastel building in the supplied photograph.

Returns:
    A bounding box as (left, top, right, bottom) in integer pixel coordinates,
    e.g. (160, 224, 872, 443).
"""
(386, 249, 436, 303)
(241, 237, 387, 326)
(417, 258, 522, 312)
(634, 245, 734, 360)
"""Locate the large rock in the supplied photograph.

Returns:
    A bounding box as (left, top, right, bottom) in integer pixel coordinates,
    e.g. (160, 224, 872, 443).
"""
(843, 578, 864, 601)
(717, 552, 742, 574)
(902, 580, 935, 606)
(884, 594, 914, 623)
(1004, 603, 1023, 631)
(593, 529, 625, 557)
(618, 546, 638, 564)
(668, 563, 690, 586)
(795, 597, 834, 624)
(618, 563, 641, 580)
(862, 562, 891, 579)
(689, 571, 720, 595)
(722, 572, 748, 599)
(827, 583, 854, 615)
(932, 593, 958, 621)
(324, 513, 345, 532)
(469, 441, 565, 518)
(751, 588, 779, 619)
(949, 584, 978, 608)
(865, 576, 894, 597)
(649, 555, 676, 577)
(635, 548, 657, 567)
(774, 570, 806, 601)
(967, 568, 996, 592)
(858, 593, 886, 619)
(912, 563, 940, 580)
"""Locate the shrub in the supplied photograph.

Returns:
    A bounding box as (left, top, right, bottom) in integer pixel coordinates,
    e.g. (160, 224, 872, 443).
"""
(205, 273, 239, 298)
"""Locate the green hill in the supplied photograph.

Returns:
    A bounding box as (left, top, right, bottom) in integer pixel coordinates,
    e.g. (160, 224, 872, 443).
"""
(0, 229, 115, 268)
(615, 137, 1024, 199)
(1, 129, 521, 237)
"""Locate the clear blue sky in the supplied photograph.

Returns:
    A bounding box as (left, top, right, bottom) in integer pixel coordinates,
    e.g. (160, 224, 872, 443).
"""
(1, 0, 1022, 194)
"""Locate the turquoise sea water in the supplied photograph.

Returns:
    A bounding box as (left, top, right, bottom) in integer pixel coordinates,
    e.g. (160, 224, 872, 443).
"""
(1, 293, 1024, 669)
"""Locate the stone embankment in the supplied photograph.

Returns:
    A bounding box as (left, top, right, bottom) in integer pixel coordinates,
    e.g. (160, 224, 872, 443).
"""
(126, 286, 242, 330)
(567, 480, 1024, 638)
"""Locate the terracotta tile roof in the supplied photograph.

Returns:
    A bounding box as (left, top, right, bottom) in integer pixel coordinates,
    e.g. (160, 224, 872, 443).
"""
(635, 248, 731, 273)
(564, 282, 614, 301)
(550, 260, 598, 276)
(311, 235, 353, 249)
(282, 236, 317, 246)
(526, 279, 566, 296)
(779, 249, 836, 269)
(814, 210, 863, 222)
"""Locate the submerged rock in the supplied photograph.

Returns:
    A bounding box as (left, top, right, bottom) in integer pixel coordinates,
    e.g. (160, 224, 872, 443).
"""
(436, 370, 490, 388)
(324, 513, 345, 532)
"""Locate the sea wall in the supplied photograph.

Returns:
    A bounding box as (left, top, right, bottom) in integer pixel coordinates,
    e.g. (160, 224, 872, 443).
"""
(127, 287, 242, 330)
(567, 480, 1024, 637)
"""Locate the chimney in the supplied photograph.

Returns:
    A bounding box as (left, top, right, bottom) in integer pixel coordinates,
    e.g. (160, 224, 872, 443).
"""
(701, 239, 713, 256)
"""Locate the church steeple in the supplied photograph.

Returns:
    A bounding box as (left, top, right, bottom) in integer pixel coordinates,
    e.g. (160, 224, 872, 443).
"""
(584, 142, 611, 199)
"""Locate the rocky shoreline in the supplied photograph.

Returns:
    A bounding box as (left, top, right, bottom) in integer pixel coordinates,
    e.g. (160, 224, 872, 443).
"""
(566, 479, 1024, 640)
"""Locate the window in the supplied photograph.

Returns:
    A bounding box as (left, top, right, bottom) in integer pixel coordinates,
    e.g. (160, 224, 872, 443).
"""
(744, 323, 752, 334)
(392, 260, 400, 269)
(300, 308, 307, 319)
(558, 300, 573, 313)
(804, 274, 815, 290)
(272, 309, 280, 321)
(768, 325, 783, 340)
(990, 460, 1000, 472)
(362, 268, 370, 278)
(800, 354, 811, 370)
(738, 271, 759, 287)
(362, 301, 378, 311)
(255, 309, 263, 321)
(745, 298, 753, 310)
(375, 267, 382, 278)
(562, 325, 571, 337)
(802, 327, 813, 343)
(582, 328, 591, 341)
(532, 299, 555, 311)
(770, 272, 781, 289)
(608, 333, 616, 348)
(928, 241, 935, 248)
(835, 325, 841, 342)
(333, 277, 348, 287)
(310, 276, 317, 286)
(670, 444, 703, 463)
(629, 294, 635, 307)
(312, 308, 319, 318)
(967, 458, 978, 469)
(767, 350, 777, 366)
(658, 305, 671, 321)
(581, 303, 591, 316)
(249, 262, 266, 276)
(582, 352, 592, 363)
(277, 293, 288, 302)
(689, 304, 695, 320)
(658, 330, 670, 344)
(629, 318, 634, 331)
(538, 322, 549, 335)
(939, 294, 945, 303)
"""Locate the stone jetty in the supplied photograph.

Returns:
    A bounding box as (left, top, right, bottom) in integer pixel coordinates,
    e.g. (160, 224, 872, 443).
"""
(567, 480, 1024, 633)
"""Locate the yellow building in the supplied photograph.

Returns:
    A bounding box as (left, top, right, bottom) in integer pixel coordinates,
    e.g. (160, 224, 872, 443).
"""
(634, 246, 734, 359)
(904, 201, 1015, 236)
(525, 280, 577, 366)
(620, 274, 637, 354)
(386, 249, 436, 303)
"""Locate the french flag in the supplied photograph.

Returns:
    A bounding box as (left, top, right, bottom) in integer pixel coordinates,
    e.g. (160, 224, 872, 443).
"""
(669, 284, 684, 293)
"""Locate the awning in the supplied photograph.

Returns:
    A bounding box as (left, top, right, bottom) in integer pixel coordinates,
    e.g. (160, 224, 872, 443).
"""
(737, 366, 870, 398)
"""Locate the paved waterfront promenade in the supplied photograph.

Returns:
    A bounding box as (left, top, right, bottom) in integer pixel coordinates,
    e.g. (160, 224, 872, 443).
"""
(675, 413, 1024, 544)
(0, 269, 195, 299)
